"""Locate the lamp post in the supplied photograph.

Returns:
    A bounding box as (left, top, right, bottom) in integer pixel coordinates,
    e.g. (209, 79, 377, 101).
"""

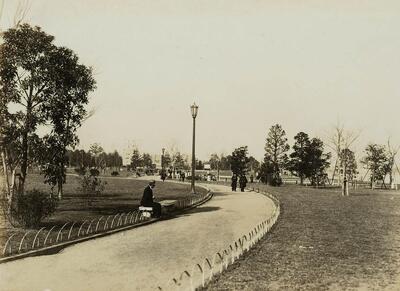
(161, 147, 165, 176)
(190, 102, 199, 194)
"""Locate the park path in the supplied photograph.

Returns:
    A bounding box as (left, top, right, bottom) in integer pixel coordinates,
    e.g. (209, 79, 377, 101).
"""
(0, 183, 276, 291)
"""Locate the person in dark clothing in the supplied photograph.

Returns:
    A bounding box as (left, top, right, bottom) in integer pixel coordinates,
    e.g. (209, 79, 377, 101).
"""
(140, 180, 161, 218)
(181, 171, 185, 182)
(239, 175, 248, 192)
(231, 175, 238, 191)
(160, 170, 166, 182)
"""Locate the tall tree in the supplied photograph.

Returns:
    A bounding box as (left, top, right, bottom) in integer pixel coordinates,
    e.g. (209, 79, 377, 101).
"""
(209, 153, 220, 170)
(326, 122, 360, 186)
(141, 153, 153, 170)
(219, 154, 231, 170)
(0, 24, 55, 195)
(248, 156, 260, 176)
(307, 138, 331, 186)
(41, 46, 95, 198)
(229, 146, 250, 177)
(130, 148, 142, 171)
(261, 124, 289, 186)
(173, 152, 186, 171)
(162, 152, 172, 169)
(339, 148, 357, 182)
(89, 143, 105, 169)
(288, 132, 311, 185)
(386, 139, 399, 188)
(361, 144, 389, 189)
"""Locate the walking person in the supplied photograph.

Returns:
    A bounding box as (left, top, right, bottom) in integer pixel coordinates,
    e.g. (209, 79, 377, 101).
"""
(181, 171, 185, 182)
(231, 175, 238, 191)
(161, 170, 166, 182)
(239, 175, 248, 192)
(140, 180, 161, 218)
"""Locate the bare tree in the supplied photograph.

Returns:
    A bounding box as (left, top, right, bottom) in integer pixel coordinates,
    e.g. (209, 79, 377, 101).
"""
(326, 122, 360, 195)
(13, 0, 31, 27)
(387, 138, 399, 189)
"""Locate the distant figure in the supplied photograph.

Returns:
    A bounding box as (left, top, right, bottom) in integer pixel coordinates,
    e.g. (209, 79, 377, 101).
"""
(250, 174, 254, 183)
(181, 171, 185, 182)
(161, 170, 166, 182)
(239, 175, 248, 192)
(231, 175, 238, 191)
(140, 180, 161, 218)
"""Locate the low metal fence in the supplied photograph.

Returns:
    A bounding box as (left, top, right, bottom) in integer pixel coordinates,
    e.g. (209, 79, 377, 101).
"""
(158, 187, 280, 291)
(1, 189, 212, 261)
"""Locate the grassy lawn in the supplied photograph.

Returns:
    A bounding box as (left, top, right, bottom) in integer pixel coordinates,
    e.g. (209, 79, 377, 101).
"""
(203, 184, 400, 290)
(0, 173, 206, 254)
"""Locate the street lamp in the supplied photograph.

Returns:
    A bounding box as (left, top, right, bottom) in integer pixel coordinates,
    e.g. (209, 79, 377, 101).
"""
(161, 147, 165, 177)
(190, 102, 199, 194)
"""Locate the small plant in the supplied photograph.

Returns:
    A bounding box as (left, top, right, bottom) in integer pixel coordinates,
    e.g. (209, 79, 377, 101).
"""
(111, 171, 119, 176)
(10, 189, 58, 227)
(78, 168, 106, 205)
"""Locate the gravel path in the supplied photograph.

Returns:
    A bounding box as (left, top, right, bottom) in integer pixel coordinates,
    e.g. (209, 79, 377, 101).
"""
(0, 184, 275, 291)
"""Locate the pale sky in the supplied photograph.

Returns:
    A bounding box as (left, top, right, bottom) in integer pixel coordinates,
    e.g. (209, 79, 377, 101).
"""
(1, 0, 400, 162)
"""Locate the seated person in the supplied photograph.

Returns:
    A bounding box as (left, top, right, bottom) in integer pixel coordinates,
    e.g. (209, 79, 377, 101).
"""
(140, 180, 161, 218)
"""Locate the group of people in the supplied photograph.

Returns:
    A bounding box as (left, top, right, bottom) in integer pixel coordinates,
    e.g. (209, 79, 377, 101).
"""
(160, 169, 186, 182)
(231, 174, 248, 192)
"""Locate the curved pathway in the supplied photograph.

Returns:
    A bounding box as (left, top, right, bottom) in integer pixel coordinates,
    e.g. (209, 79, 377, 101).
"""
(0, 184, 276, 291)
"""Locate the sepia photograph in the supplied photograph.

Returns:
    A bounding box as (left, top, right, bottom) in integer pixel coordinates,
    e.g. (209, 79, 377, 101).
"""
(0, 1, 399, 290)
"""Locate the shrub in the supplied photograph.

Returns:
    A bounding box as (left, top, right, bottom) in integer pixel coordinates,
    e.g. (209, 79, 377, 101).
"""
(78, 169, 106, 205)
(89, 168, 100, 176)
(11, 189, 58, 227)
(74, 167, 86, 176)
(111, 171, 119, 176)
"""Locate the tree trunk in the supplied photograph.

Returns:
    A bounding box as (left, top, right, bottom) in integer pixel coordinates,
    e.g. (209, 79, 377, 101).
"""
(20, 98, 33, 195)
(330, 159, 338, 185)
(57, 150, 65, 200)
(1, 150, 10, 198)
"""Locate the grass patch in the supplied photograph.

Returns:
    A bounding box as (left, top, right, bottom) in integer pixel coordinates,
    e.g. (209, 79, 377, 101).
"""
(1, 173, 206, 255)
(203, 184, 400, 290)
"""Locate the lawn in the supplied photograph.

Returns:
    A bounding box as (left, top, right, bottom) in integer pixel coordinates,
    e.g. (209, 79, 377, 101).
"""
(0, 173, 206, 254)
(203, 184, 400, 290)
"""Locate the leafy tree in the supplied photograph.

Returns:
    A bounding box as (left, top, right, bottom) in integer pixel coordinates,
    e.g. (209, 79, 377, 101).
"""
(130, 148, 142, 171)
(0, 24, 56, 195)
(289, 132, 331, 186)
(0, 24, 95, 199)
(41, 46, 95, 198)
(219, 155, 231, 170)
(288, 132, 311, 185)
(109, 150, 123, 170)
(261, 124, 289, 186)
(248, 156, 260, 175)
(162, 152, 172, 169)
(229, 146, 250, 177)
(209, 153, 220, 170)
(142, 153, 153, 169)
(339, 148, 357, 182)
(195, 159, 204, 170)
(307, 138, 331, 186)
(361, 144, 389, 188)
(89, 143, 105, 169)
(173, 152, 186, 171)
